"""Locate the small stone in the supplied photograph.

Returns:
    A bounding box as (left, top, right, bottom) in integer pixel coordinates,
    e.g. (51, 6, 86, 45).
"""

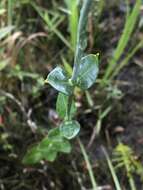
(114, 126, 125, 133)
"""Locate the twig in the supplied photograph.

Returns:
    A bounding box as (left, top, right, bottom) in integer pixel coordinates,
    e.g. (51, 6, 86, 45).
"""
(0, 89, 37, 132)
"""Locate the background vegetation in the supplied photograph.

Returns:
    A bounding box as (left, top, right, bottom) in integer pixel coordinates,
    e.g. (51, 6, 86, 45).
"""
(0, 0, 143, 189)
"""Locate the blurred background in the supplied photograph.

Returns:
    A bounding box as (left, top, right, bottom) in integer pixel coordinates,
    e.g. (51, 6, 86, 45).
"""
(0, 0, 143, 189)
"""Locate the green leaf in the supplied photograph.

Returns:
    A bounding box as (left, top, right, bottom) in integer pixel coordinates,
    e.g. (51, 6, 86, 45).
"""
(76, 54, 99, 90)
(40, 148, 57, 162)
(22, 146, 42, 164)
(58, 140, 71, 153)
(48, 127, 61, 138)
(46, 67, 73, 95)
(56, 93, 76, 119)
(23, 127, 72, 164)
(40, 129, 71, 154)
(40, 135, 63, 152)
(60, 120, 80, 139)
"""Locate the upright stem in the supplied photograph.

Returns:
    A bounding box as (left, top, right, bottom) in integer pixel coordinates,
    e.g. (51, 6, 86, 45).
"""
(72, 0, 92, 81)
(8, 0, 13, 26)
(67, 0, 92, 120)
(65, 96, 73, 121)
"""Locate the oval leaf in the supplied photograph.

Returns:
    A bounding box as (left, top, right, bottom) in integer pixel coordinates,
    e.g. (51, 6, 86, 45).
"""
(58, 140, 72, 153)
(48, 127, 61, 138)
(60, 120, 80, 139)
(46, 67, 73, 95)
(76, 54, 99, 90)
(22, 146, 42, 164)
(23, 127, 72, 164)
(40, 148, 57, 162)
(56, 93, 76, 119)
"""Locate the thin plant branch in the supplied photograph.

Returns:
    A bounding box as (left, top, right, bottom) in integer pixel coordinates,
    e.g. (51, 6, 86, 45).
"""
(0, 89, 37, 132)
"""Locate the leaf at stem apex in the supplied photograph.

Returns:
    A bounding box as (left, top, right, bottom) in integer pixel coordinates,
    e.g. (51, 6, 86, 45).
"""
(76, 54, 99, 90)
(46, 67, 73, 95)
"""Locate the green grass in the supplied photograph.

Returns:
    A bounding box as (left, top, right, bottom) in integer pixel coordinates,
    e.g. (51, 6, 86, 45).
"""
(8, 0, 13, 25)
(102, 0, 141, 85)
(0, 1, 142, 189)
(110, 39, 143, 79)
(79, 139, 98, 190)
(64, 0, 78, 51)
(31, 2, 73, 50)
(102, 147, 122, 190)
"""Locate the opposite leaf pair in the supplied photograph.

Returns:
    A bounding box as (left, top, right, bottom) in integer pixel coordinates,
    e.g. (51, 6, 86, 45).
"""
(46, 54, 99, 140)
(23, 1, 99, 165)
(23, 54, 99, 164)
(46, 54, 99, 95)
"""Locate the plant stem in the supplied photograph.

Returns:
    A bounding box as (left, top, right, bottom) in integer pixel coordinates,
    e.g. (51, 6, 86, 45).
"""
(102, 147, 122, 190)
(8, 0, 13, 25)
(66, 95, 73, 120)
(66, 0, 92, 120)
(72, 0, 92, 82)
(122, 149, 137, 190)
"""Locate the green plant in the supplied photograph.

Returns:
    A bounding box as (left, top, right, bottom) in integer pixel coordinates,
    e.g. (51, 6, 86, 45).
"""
(102, 147, 122, 190)
(79, 139, 98, 190)
(64, 0, 79, 51)
(102, 0, 141, 86)
(113, 143, 143, 190)
(8, 0, 13, 25)
(31, 2, 72, 50)
(23, 127, 71, 164)
(110, 39, 143, 80)
(23, 0, 99, 164)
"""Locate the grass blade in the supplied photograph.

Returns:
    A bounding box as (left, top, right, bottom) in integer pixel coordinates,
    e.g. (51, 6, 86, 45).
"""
(110, 39, 143, 79)
(31, 3, 72, 50)
(103, 0, 141, 82)
(8, 0, 13, 25)
(102, 147, 122, 190)
(65, 0, 78, 50)
(78, 139, 98, 190)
